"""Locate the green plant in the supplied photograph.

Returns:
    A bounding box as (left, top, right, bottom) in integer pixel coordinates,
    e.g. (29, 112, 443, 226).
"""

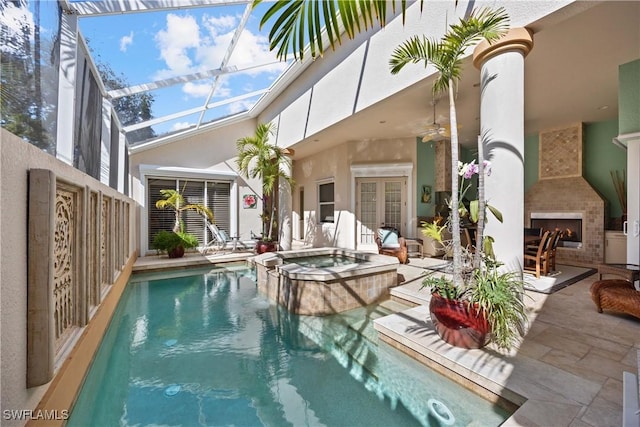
(236, 122, 294, 242)
(155, 188, 213, 233)
(421, 257, 528, 350)
(422, 274, 466, 301)
(421, 219, 446, 243)
(151, 230, 199, 256)
(469, 262, 528, 350)
(390, 6, 509, 287)
(256, 0, 423, 61)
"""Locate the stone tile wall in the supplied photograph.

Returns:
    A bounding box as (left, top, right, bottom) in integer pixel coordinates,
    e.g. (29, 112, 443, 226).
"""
(525, 123, 605, 266)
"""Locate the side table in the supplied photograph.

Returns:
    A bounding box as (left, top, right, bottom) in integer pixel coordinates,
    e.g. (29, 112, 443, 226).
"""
(598, 263, 640, 282)
(405, 238, 423, 258)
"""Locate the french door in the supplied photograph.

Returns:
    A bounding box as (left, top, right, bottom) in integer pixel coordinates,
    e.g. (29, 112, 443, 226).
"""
(356, 177, 406, 249)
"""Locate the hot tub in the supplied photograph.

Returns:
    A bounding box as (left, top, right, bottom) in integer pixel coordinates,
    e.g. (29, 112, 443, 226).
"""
(252, 248, 399, 315)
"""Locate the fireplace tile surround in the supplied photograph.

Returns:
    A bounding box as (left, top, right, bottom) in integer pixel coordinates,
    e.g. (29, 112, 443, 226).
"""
(524, 124, 606, 266)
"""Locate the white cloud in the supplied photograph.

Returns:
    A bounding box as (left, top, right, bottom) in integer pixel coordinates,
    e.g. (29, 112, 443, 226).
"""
(182, 81, 213, 98)
(154, 14, 201, 77)
(228, 99, 255, 114)
(152, 12, 287, 88)
(227, 31, 289, 75)
(120, 31, 134, 52)
(182, 77, 231, 99)
(203, 14, 237, 36)
(170, 122, 193, 132)
(195, 19, 288, 76)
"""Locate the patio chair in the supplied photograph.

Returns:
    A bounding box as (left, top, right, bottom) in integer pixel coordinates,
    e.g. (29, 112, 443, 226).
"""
(548, 230, 562, 271)
(204, 221, 256, 253)
(375, 227, 408, 264)
(523, 230, 554, 278)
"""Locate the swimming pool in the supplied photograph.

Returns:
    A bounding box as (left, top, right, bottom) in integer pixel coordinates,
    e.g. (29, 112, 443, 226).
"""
(68, 263, 510, 426)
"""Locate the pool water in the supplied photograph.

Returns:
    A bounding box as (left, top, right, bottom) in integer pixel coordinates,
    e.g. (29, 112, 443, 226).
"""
(282, 254, 363, 268)
(68, 264, 510, 426)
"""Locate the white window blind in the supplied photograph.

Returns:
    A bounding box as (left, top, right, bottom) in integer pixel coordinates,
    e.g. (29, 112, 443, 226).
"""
(180, 180, 206, 243)
(148, 179, 176, 247)
(207, 182, 231, 239)
(147, 178, 231, 247)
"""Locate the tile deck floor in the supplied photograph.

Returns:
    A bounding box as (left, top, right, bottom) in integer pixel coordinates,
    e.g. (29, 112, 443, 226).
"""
(389, 257, 639, 426)
(133, 250, 640, 426)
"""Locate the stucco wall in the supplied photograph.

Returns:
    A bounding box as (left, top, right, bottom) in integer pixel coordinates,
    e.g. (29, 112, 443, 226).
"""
(129, 118, 263, 249)
(0, 129, 138, 426)
(293, 137, 416, 248)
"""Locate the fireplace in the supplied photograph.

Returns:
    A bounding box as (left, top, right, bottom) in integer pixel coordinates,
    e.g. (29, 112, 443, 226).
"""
(530, 213, 582, 248)
(524, 123, 606, 266)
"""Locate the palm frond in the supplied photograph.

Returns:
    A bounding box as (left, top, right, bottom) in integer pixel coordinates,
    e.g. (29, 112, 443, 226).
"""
(258, 0, 422, 61)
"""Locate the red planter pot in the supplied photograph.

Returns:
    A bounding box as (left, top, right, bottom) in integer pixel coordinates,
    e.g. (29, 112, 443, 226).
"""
(256, 240, 278, 254)
(429, 293, 491, 349)
(167, 245, 185, 258)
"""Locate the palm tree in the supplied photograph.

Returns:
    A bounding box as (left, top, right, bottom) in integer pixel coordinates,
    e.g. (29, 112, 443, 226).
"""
(389, 7, 509, 287)
(155, 189, 213, 233)
(236, 122, 294, 242)
(255, 0, 423, 60)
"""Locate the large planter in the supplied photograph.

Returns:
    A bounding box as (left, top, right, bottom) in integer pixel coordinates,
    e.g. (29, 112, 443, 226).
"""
(429, 293, 491, 349)
(167, 245, 185, 258)
(256, 240, 278, 254)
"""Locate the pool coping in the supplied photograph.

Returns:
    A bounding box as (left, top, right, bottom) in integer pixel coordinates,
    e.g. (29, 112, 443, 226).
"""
(252, 247, 399, 281)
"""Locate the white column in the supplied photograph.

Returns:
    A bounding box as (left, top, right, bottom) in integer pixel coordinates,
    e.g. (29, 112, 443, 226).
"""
(100, 99, 111, 185)
(473, 28, 533, 271)
(55, 12, 78, 165)
(278, 150, 294, 250)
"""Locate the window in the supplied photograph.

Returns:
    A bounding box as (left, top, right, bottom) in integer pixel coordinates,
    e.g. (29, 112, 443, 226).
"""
(147, 178, 231, 248)
(318, 182, 334, 223)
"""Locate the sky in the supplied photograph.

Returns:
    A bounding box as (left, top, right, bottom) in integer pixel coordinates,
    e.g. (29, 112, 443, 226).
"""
(74, 1, 291, 141)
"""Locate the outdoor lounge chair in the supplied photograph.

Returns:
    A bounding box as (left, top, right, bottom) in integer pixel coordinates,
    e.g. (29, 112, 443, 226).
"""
(375, 227, 408, 264)
(204, 221, 256, 253)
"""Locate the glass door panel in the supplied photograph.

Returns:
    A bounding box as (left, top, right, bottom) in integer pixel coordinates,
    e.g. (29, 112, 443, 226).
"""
(384, 181, 403, 231)
(359, 181, 377, 244)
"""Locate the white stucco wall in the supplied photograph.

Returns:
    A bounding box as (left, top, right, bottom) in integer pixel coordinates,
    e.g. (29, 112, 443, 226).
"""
(293, 137, 416, 248)
(129, 118, 263, 252)
(0, 129, 138, 426)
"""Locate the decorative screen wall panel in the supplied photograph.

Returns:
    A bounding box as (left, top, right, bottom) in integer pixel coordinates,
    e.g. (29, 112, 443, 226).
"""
(54, 186, 77, 351)
(27, 168, 134, 388)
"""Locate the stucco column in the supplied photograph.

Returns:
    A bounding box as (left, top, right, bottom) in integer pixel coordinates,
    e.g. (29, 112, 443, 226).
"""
(278, 149, 294, 250)
(473, 28, 533, 270)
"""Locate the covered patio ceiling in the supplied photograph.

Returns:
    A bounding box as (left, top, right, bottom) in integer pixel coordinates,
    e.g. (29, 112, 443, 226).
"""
(66, 1, 639, 156)
(288, 1, 640, 158)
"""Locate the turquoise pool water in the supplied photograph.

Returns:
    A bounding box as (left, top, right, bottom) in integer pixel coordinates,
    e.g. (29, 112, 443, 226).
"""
(68, 263, 510, 426)
(282, 254, 364, 268)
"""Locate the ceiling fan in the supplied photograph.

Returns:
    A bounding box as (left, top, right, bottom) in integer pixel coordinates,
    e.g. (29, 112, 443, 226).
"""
(421, 100, 450, 142)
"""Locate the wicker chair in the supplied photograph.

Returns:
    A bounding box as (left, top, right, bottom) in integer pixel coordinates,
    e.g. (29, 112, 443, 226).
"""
(375, 228, 408, 264)
(590, 279, 640, 320)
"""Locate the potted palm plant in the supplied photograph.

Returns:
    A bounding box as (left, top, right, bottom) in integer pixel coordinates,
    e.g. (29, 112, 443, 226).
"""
(152, 188, 213, 258)
(236, 122, 293, 253)
(392, 8, 528, 351)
